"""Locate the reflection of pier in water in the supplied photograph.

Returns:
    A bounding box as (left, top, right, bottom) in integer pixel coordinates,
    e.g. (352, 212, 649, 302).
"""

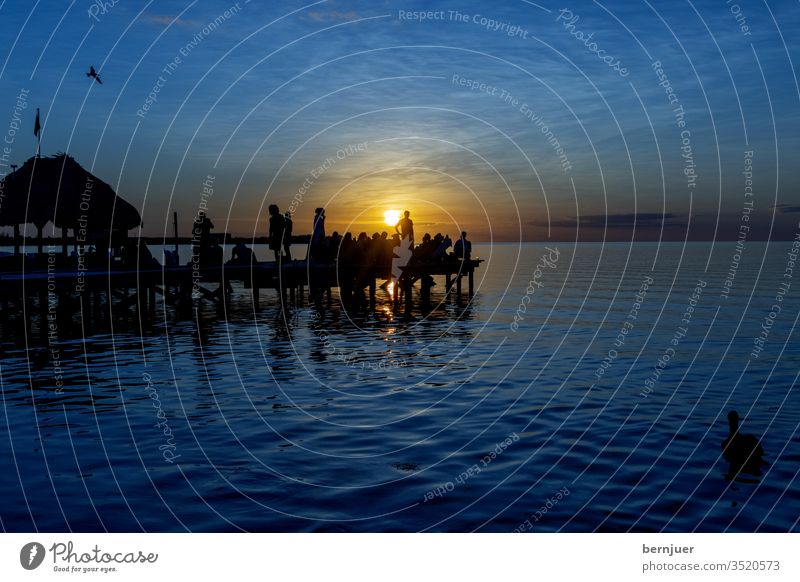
(0, 257, 483, 332)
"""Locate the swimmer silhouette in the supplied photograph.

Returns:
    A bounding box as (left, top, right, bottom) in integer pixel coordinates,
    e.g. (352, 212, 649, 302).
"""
(721, 410, 767, 481)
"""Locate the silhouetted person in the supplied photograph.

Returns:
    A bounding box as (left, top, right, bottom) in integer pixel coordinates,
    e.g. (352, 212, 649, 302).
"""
(413, 233, 434, 262)
(192, 214, 215, 265)
(380, 232, 393, 279)
(453, 231, 472, 260)
(310, 208, 328, 261)
(722, 410, 767, 480)
(268, 204, 286, 263)
(433, 234, 452, 261)
(353, 232, 372, 288)
(329, 231, 342, 258)
(207, 239, 232, 295)
(163, 249, 179, 267)
(122, 239, 158, 269)
(283, 212, 293, 260)
(335, 232, 357, 303)
(196, 215, 214, 244)
(227, 243, 257, 293)
(395, 210, 414, 244)
(230, 242, 255, 266)
(339, 232, 355, 262)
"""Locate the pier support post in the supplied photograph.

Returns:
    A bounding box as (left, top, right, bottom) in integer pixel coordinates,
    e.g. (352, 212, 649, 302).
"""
(369, 279, 376, 310)
(421, 276, 431, 305)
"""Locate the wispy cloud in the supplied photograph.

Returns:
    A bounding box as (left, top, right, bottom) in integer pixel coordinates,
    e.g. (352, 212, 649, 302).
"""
(773, 205, 800, 214)
(142, 14, 198, 27)
(306, 10, 361, 23)
(532, 213, 681, 229)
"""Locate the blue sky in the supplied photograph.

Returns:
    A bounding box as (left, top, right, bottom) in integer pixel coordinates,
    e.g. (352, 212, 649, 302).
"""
(1, 0, 799, 241)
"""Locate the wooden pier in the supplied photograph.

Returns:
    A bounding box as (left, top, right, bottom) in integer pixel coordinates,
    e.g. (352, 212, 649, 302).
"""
(0, 257, 483, 321)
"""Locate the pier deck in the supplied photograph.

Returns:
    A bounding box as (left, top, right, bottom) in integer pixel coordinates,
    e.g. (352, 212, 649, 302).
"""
(0, 258, 482, 314)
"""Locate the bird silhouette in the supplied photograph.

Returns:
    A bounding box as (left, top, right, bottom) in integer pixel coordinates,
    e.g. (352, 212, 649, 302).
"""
(721, 410, 766, 480)
(86, 66, 102, 84)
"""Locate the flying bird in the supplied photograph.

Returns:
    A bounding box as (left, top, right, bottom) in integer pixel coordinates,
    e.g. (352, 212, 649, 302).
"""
(86, 66, 102, 84)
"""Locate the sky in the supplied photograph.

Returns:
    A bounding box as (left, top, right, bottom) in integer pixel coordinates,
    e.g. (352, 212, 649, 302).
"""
(0, 0, 799, 241)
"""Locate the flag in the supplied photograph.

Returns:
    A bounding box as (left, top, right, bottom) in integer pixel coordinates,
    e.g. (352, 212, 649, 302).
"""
(33, 108, 41, 137)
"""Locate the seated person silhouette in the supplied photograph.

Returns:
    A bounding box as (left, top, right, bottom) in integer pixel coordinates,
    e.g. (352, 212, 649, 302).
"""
(230, 242, 255, 266)
(453, 231, 472, 260)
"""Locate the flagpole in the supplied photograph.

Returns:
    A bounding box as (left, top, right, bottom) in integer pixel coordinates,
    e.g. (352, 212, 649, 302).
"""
(34, 108, 41, 157)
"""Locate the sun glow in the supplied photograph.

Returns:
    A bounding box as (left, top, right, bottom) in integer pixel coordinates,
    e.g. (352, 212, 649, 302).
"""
(383, 209, 401, 227)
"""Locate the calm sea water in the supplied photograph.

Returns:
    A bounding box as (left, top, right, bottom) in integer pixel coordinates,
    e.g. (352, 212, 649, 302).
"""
(1, 242, 798, 532)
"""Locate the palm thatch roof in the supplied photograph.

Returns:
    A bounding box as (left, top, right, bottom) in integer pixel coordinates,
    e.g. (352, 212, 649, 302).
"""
(0, 153, 141, 232)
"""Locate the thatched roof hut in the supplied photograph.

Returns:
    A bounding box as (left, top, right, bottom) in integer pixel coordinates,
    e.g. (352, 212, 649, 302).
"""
(0, 154, 141, 254)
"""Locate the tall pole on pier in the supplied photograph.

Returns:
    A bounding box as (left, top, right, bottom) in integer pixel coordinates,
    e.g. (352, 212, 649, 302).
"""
(33, 108, 41, 157)
(173, 211, 179, 263)
(10, 164, 19, 256)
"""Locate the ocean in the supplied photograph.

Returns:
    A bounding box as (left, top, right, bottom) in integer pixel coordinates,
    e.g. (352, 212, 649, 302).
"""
(1, 242, 798, 531)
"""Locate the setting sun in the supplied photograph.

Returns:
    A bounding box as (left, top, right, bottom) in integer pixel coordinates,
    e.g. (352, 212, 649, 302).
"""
(383, 209, 401, 227)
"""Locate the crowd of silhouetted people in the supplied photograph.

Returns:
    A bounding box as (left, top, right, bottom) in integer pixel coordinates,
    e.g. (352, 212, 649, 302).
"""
(278, 207, 468, 261)
(264, 207, 470, 264)
(265, 206, 473, 300)
(177, 206, 472, 301)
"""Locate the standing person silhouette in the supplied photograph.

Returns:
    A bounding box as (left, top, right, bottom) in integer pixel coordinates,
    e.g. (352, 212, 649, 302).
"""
(394, 210, 414, 244)
(192, 214, 215, 266)
(283, 212, 293, 261)
(310, 207, 328, 261)
(268, 204, 285, 263)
